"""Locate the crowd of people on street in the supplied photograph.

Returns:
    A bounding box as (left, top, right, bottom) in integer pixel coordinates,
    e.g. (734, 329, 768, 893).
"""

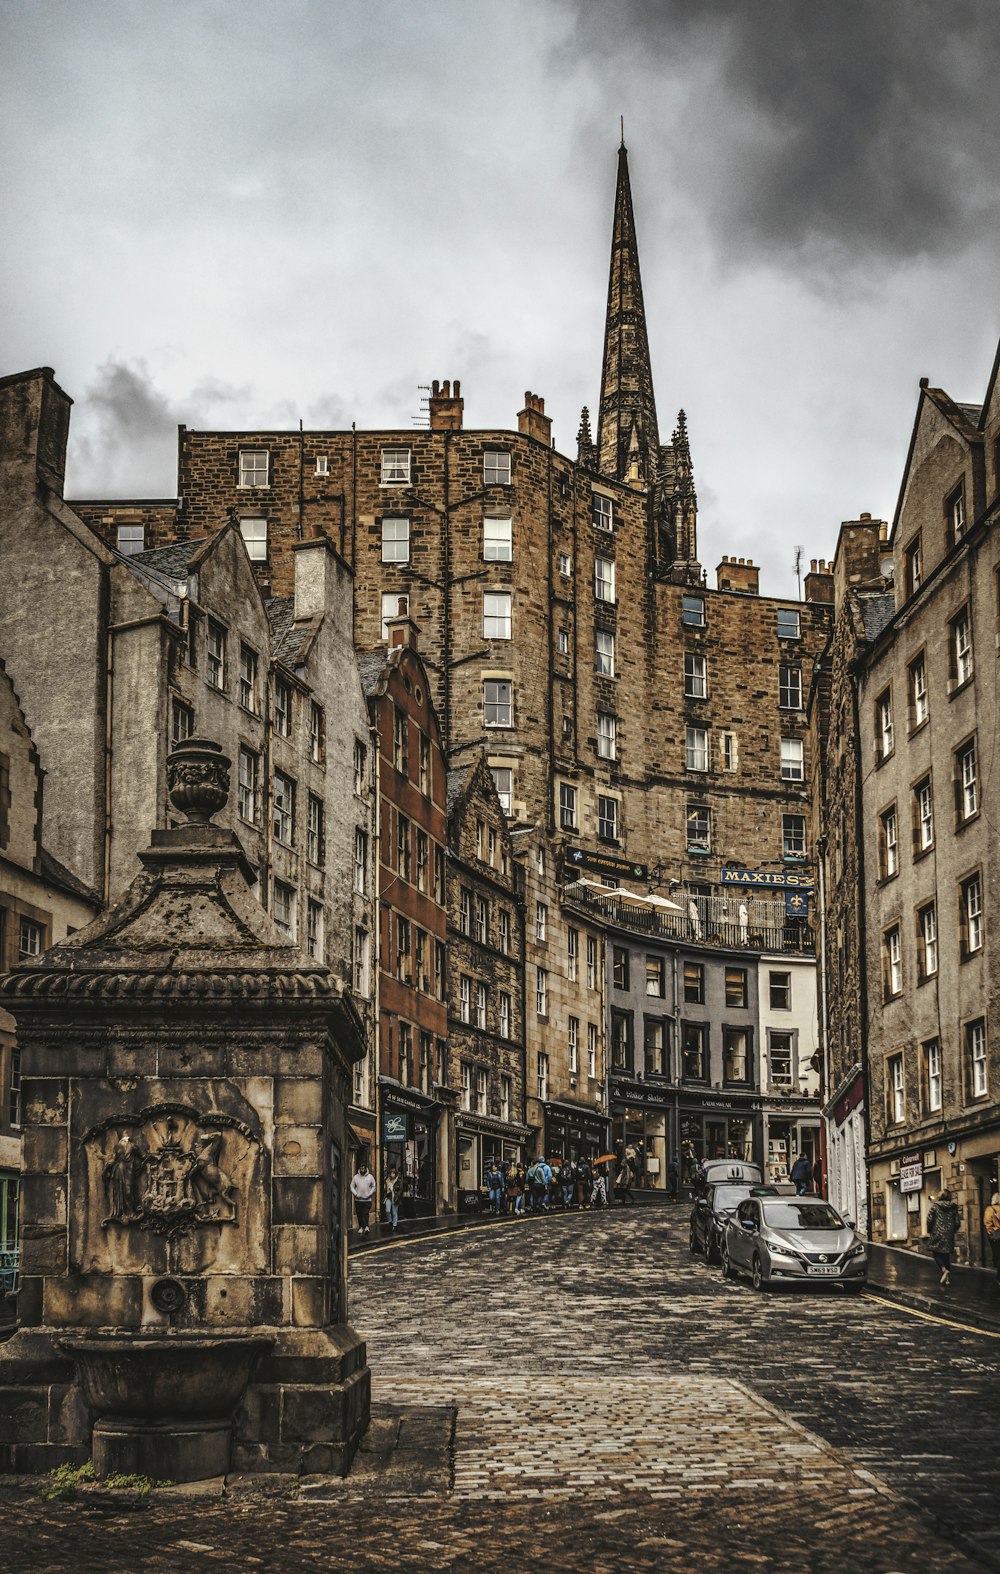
(482, 1152, 637, 1215)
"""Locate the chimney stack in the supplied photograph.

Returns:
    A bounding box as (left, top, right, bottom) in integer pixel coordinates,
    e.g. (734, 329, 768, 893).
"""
(804, 558, 834, 604)
(428, 379, 463, 431)
(518, 391, 552, 447)
(715, 555, 759, 595)
(385, 606, 420, 650)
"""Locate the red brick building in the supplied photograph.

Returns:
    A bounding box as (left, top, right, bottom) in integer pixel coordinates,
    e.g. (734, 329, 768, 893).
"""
(358, 616, 449, 1218)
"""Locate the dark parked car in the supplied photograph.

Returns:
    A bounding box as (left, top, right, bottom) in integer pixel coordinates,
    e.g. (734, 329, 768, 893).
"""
(721, 1195, 868, 1291)
(690, 1182, 778, 1262)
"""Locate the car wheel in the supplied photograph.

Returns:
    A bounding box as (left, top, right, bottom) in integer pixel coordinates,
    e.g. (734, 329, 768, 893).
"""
(706, 1230, 720, 1265)
(720, 1243, 733, 1280)
(689, 1227, 701, 1255)
(751, 1253, 766, 1291)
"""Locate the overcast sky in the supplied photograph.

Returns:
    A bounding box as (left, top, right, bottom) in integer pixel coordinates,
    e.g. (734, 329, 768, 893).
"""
(3, 0, 999, 597)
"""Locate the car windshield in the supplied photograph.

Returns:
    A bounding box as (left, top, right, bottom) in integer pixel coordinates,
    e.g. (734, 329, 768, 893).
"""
(714, 1187, 750, 1212)
(762, 1202, 844, 1231)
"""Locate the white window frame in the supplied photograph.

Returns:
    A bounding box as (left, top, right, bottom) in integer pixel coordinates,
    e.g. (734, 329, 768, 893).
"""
(380, 447, 411, 485)
(272, 879, 295, 937)
(238, 449, 269, 488)
(381, 516, 410, 564)
(588, 1022, 597, 1078)
(536, 966, 548, 1017)
(239, 517, 268, 562)
(536, 901, 547, 941)
(919, 903, 938, 979)
(483, 516, 512, 562)
(916, 778, 934, 850)
(685, 726, 708, 773)
(780, 737, 804, 782)
(782, 813, 806, 859)
(595, 630, 615, 677)
(491, 766, 513, 815)
(910, 654, 928, 727)
(483, 591, 512, 639)
(890, 1054, 905, 1123)
(958, 738, 978, 820)
(779, 663, 802, 710)
(499, 991, 511, 1039)
(537, 1051, 549, 1102)
(273, 770, 296, 846)
(117, 523, 145, 555)
(592, 493, 614, 531)
(484, 448, 511, 486)
(684, 652, 707, 700)
(595, 555, 616, 603)
(569, 1016, 579, 1073)
(559, 783, 578, 831)
(598, 795, 618, 841)
(777, 608, 801, 640)
(597, 711, 617, 760)
(926, 1039, 942, 1112)
(969, 1020, 988, 1098)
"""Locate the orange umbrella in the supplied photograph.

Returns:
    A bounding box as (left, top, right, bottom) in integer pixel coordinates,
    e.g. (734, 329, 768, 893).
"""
(594, 1152, 617, 1165)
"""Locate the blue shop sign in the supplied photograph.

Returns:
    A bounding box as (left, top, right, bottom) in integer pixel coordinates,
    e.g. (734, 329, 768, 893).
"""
(721, 867, 814, 892)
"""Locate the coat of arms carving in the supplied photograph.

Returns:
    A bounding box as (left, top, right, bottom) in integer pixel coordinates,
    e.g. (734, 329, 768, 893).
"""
(88, 1103, 257, 1240)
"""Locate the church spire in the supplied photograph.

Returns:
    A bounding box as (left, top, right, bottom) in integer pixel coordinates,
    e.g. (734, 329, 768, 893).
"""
(596, 139, 660, 484)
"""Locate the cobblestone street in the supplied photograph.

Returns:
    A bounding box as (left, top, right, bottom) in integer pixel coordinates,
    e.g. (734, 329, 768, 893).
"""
(5, 1207, 1000, 1572)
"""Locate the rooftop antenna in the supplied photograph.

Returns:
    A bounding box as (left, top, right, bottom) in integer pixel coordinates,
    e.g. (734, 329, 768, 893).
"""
(794, 545, 804, 599)
(412, 384, 431, 428)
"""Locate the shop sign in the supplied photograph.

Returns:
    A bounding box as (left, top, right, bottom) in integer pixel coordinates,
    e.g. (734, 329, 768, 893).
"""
(383, 1112, 408, 1144)
(721, 867, 814, 891)
(565, 847, 647, 881)
(900, 1151, 923, 1194)
(784, 889, 810, 919)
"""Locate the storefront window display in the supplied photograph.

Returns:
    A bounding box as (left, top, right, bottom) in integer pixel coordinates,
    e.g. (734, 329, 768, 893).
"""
(382, 1105, 436, 1216)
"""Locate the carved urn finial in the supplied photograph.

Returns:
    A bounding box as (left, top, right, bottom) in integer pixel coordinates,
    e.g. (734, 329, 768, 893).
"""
(167, 737, 232, 825)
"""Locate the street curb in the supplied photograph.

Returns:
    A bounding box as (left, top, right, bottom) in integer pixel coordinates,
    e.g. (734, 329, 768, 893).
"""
(866, 1280, 1000, 1335)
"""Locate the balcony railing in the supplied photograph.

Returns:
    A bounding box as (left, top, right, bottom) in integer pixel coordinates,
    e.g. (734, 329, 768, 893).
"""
(564, 885, 814, 955)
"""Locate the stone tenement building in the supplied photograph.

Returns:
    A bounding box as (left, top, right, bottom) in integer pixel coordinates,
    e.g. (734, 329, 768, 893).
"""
(813, 353, 1000, 1261)
(0, 663, 100, 1313)
(0, 366, 378, 1154)
(70, 142, 832, 1182)
(447, 754, 528, 1205)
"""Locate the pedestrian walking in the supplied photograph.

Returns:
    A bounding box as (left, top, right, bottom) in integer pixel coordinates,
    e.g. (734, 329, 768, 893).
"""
(508, 1165, 525, 1216)
(812, 1154, 823, 1195)
(536, 1156, 552, 1210)
(667, 1154, 680, 1202)
(615, 1158, 634, 1204)
(591, 1161, 608, 1209)
(561, 1159, 577, 1210)
(576, 1155, 592, 1208)
(350, 1161, 377, 1236)
(926, 1189, 961, 1285)
(983, 1192, 1000, 1284)
(486, 1160, 505, 1215)
(383, 1165, 402, 1231)
(790, 1152, 812, 1195)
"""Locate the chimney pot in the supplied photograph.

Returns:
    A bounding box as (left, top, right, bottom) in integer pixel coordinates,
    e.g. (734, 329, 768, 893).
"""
(428, 377, 464, 431)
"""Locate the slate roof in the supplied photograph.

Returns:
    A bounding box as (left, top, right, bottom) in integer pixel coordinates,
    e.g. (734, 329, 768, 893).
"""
(357, 650, 389, 698)
(856, 590, 896, 643)
(447, 765, 472, 817)
(130, 540, 202, 580)
(265, 598, 301, 665)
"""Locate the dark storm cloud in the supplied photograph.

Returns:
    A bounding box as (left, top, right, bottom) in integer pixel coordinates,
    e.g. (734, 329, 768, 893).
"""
(566, 0, 1000, 265)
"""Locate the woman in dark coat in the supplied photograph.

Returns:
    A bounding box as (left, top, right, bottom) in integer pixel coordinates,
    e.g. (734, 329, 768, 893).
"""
(927, 1190, 961, 1285)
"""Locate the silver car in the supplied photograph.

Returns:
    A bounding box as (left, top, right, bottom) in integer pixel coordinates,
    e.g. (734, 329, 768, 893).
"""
(721, 1194, 868, 1291)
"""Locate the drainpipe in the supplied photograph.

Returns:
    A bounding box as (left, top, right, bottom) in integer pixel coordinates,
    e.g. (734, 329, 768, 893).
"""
(103, 622, 114, 903)
(850, 666, 874, 1237)
(297, 420, 305, 541)
(816, 835, 830, 1201)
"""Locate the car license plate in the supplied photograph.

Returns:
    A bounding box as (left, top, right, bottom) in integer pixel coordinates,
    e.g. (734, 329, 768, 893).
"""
(806, 1265, 840, 1276)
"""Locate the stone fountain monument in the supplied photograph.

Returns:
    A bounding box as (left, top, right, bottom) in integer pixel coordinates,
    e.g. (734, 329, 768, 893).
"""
(0, 738, 370, 1480)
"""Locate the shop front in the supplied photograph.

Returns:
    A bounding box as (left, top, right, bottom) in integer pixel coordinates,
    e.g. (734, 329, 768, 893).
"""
(678, 1095, 763, 1188)
(762, 1098, 821, 1186)
(542, 1098, 610, 1167)
(455, 1111, 531, 1214)
(379, 1079, 439, 1218)
(608, 1075, 676, 1191)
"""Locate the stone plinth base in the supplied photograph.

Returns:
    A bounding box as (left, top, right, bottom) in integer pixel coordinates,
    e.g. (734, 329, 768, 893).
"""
(94, 1417, 231, 1483)
(0, 1324, 370, 1478)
